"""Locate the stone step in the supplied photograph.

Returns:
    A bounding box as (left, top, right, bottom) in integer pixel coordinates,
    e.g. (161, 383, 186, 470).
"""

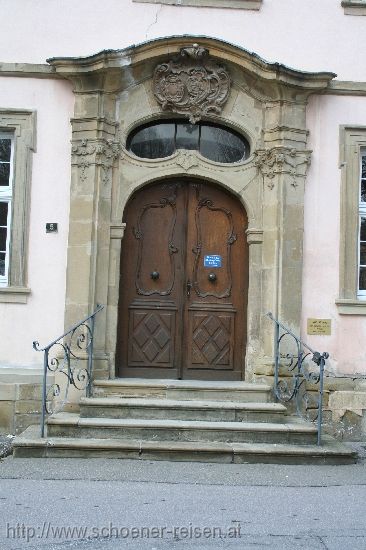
(13, 425, 357, 465)
(79, 397, 287, 423)
(46, 413, 318, 445)
(92, 379, 272, 403)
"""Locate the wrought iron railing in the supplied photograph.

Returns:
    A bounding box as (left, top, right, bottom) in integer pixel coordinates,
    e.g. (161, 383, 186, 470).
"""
(267, 312, 329, 445)
(33, 305, 104, 437)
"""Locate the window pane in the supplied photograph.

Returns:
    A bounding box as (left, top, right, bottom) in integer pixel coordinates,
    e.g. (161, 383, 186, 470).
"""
(360, 243, 366, 265)
(0, 139, 11, 162)
(129, 124, 175, 159)
(0, 226, 7, 251)
(360, 218, 366, 242)
(176, 123, 199, 150)
(200, 125, 247, 163)
(361, 179, 366, 202)
(0, 202, 8, 226)
(360, 267, 366, 290)
(0, 163, 10, 186)
(0, 252, 5, 276)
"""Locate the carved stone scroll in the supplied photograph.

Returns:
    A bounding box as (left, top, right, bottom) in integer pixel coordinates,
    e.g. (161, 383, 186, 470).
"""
(153, 44, 231, 124)
(254, 147, 312, 189)
(71, 138, 122, 184)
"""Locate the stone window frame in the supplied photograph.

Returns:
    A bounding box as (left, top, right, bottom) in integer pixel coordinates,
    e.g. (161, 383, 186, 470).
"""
(342, 1, 366, 15)
(132, 0, 261, 9)
(0, 109, 36, 304)
(336, 126, 366, 314)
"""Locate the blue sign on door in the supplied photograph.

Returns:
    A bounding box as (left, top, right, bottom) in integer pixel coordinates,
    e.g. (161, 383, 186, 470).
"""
(204, 255, 222, 268)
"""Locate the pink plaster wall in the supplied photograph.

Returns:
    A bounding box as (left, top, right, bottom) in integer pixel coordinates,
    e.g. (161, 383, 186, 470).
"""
(0, 78, 74, 366)
(0, 0, 363, 81)
(304, 96, 366, 374)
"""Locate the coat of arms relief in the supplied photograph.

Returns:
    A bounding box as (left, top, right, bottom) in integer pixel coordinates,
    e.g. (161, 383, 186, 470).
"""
(153, 44, 231, 124)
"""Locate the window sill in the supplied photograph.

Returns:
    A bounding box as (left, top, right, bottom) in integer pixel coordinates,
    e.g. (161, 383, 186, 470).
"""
(133, 0, 261, 9)
(336, 298, 366, 314)
(342, 1, 366, 15)
(0, 286, 31, 303)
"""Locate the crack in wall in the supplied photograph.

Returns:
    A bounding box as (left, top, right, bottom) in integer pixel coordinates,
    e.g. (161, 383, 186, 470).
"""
(145, 3, 164, 40)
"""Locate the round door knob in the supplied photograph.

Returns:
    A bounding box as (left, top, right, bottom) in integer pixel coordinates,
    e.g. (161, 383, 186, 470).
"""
(150, 271, 159, 280)
(208, 272, 217, 282)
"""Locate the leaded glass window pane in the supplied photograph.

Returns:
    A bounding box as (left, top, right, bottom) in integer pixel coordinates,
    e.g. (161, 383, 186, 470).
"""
(129, 123, 175, 159)
(200, 125, 246, 163)
(127, 120, 250, 164)
(176, 123, 199, 150)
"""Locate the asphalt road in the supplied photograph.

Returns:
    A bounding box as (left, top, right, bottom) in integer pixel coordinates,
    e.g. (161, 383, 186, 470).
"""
(1, 456, 366, 550)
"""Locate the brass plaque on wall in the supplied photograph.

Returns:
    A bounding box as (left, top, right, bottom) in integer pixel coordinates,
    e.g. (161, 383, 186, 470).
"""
(307, 318, 331, 336)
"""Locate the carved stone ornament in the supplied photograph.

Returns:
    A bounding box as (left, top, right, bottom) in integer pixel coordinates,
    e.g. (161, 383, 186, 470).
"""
(176, 150, 199, 171)
(72, 139, 122, 184)
(153, 44, 231, 124)
(254, 147, 312, 189)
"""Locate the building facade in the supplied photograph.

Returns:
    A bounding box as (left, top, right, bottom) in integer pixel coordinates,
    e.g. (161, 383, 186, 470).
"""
(1, 0, 366, 438)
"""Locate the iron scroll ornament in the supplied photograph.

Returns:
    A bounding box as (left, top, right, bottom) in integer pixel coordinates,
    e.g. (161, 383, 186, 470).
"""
(32, 305, 104, 438)
(153, 44, 231, 124)
(133, 193, 179, 296)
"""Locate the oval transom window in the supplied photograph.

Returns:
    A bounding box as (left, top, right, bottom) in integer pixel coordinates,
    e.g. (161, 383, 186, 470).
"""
(127, 121, 250, 163)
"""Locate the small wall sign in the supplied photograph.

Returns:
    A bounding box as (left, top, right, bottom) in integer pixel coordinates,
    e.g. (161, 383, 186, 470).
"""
(307, 318, 331, 336)
(204, 255, 222, 268)
(46, 223, 58, 233)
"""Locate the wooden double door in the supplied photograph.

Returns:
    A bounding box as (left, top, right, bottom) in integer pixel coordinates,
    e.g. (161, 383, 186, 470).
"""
(116, 179, 248, 380)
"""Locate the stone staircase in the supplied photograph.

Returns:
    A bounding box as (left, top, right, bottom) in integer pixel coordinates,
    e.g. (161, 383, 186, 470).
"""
(13, 379, 357, 464)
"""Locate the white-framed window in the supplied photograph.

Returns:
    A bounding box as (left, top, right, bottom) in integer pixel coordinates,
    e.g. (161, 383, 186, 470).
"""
(358, 150, 366, 298)
(337, 127, 366, 313)
(0, 133, 14, 286)
(0, 109, 36, 303)
(342, 1, 366, 16)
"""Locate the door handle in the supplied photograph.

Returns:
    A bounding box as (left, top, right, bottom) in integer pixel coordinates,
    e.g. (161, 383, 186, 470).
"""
(208, 273, 217, 282)
(186, 280, 193, 297)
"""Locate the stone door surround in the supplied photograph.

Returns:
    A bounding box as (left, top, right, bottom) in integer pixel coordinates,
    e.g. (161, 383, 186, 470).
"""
(47, 36, 335, 381)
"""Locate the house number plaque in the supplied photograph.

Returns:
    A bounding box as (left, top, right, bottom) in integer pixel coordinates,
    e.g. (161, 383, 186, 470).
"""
(46, 223, 58, 233)
(307, 318, 331, 336)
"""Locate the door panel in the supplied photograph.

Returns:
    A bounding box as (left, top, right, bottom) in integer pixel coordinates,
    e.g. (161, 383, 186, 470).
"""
(134, 196, 178, 296)
(183, 182, 246, 380)
(128, 300, 177, 369)
(188, 305, 235, 371)
(116, 179, 248, 380)
(191, 194, 235, 298)
(117, 182, 184, 379)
